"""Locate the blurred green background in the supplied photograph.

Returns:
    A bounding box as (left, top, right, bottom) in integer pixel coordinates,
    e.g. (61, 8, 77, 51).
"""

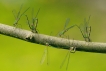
(0, 0, 106, 71)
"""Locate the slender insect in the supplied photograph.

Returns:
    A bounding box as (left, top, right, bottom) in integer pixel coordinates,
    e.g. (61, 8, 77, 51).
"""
(60, 37, 76, 70)
(40, 42, 49, 65)
(40, 32, 52, 65)
(58, 18, 76, 37)
(77, 16, 91, 42)
(25, 8, 40, 33)
(12, 4, 30, 27)
(40, 32, 53, 65)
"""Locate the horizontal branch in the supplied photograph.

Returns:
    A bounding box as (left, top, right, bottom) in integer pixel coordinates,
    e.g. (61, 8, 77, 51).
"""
(0, 23, 106, 53)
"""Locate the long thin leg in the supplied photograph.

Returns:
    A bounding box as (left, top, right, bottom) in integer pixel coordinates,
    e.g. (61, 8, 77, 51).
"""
(25, 15, 32, 29)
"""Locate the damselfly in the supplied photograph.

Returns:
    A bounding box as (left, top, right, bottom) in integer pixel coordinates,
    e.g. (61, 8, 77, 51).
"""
(40, 42, 49, 65)
(60, 37, 76, 70)
(25, 8, 40, 33)
(58, 18, 75, 37)
(12, 4, 29, 27)
(40, 32, 53, 65)
(77, 16, 91, 42)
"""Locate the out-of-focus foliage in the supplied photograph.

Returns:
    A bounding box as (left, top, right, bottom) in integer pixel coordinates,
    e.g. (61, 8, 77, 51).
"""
(0, 0, 106, 71)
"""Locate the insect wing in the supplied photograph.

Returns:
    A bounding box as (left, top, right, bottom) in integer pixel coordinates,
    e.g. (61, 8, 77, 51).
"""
(32, 8, 35, 24)
(66, 51, 70, 70)
(60, 51, 69, 68)
(40, 47, 47, 65)
(17, 4, 23, 19)
(64, 18, 70, 30)
(20, 7, 30, 17)
(84, 16, 91, 32)
(79, 19, 88, 38)
(87, 15, 91, 25)
(34, 8, 40, 28)
(12, 10, 17, 19)
(35, 8, 40, 18)
(85, 16, 91, 37)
